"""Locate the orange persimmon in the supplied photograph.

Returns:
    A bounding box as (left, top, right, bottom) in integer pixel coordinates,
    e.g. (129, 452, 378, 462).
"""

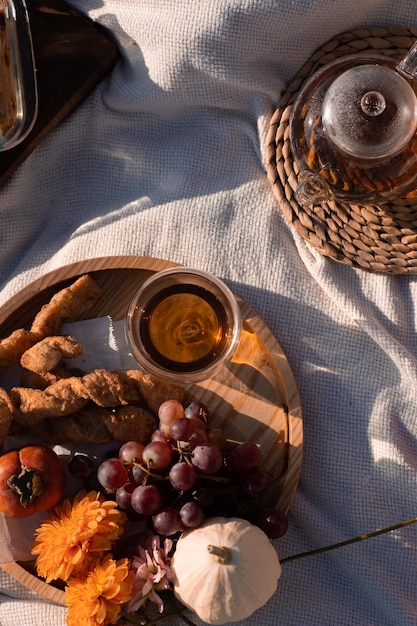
(0, 445, 65, 517)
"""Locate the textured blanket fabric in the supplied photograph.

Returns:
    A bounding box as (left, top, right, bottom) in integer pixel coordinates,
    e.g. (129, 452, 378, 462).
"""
(2, 1, 417, 625)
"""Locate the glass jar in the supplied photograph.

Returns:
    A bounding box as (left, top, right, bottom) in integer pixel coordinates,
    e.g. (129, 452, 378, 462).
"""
(0, 0, 37, 150)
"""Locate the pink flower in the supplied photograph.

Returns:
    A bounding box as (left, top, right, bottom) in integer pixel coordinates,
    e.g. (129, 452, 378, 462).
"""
(126, 533, 174, 613)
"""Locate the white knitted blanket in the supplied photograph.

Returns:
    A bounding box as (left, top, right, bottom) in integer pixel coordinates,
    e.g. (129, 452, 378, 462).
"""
(1, 1, 417, 625)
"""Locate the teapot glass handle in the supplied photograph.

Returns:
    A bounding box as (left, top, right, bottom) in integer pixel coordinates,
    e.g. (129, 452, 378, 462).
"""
(397, 41, 417, 80)
(295, 173, 333, 208)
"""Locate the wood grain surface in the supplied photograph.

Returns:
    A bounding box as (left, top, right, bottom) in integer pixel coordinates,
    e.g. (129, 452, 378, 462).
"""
(0, 255, 303, 605)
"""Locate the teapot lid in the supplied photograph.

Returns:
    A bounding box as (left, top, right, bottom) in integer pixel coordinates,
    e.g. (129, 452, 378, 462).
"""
(322, 64, 417, 160)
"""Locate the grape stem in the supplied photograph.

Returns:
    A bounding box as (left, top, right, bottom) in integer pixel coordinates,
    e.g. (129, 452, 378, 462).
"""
(226, 438, 260, 447)
(132, 461, 231, 484)
(133, 462, 170, 482)
(199, 474, 231, 483)
(280, 516, 417, 564)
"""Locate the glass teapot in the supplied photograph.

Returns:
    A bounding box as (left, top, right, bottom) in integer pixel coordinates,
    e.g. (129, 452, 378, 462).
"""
(289, 42, 417, 206)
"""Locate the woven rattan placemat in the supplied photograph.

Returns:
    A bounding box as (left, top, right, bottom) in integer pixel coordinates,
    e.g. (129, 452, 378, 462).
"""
(265, 27, 417, 274)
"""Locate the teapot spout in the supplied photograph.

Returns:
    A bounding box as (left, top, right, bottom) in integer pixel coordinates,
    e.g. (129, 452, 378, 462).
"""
(295, 172, 333, 208)
(397, 41, 417, 80)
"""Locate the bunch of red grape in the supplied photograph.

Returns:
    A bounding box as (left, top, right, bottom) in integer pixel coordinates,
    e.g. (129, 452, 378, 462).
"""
(68, 399, 288, 539)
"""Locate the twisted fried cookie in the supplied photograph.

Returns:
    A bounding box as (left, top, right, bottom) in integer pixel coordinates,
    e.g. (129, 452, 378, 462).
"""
(119, 370, 185, 414)
(10, 377, 90, 426)
(30, 274, 102, 337)
(0, 274, 101, 369)
(20, 335, 84, 375)
(0, 329, 39, 368)
(0, 388, 14, 446)
(9, 368, 184, 426)
(21, 364, 86, 390)
(82, 369, 143, 407)
(32, 404, 156, 445)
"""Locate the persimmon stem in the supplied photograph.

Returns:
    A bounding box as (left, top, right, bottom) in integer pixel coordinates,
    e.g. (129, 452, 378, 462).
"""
(7, 465, 43, 508)
(281, 516, 417, 564)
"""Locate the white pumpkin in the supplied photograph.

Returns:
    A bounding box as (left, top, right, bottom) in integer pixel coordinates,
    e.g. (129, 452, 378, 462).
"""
(171, 516, 281, 625)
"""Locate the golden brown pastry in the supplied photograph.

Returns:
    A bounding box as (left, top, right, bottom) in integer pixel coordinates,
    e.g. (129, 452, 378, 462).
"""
(0, 329, 39, 368)
(0, 388, 14, 447)
(34, 405, 113, 445)
(0, 274, 186, 448)
(0, 275, 101, 369)
(20, 335, 84, 375)
(81, 369, 142, 407)
(10, 368, 183, 423)
(104, 405, 156, 442)
(32, 404, 155, 445)
(10, 377, 90, 425)
(21, 365, 85, 390)
(122, 369, 185, 414)
(30, 274, 102, 337)
(5, 364, 185, 444)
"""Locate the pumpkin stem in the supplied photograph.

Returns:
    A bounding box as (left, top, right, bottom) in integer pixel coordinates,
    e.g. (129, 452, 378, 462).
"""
(6, 465, 44, 508)
(207, 544, 231, 564)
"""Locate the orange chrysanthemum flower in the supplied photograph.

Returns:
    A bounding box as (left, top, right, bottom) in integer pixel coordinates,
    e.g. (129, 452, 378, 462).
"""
(66, 554, 135, 626)
(32, 491, 127, 582)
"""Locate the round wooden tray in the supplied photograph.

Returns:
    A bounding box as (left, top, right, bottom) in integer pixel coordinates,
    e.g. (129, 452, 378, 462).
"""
(0, 255, 303, 605)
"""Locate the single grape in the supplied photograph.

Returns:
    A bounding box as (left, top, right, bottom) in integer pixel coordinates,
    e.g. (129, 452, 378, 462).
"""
(68, 453, 95, 479)
(119, 441, 145, 464)
(131, 484, 163, 515)
(151, 428, 168, 443)
(169, 417, 194, 441)
(152, 506, 182, 536)
(179, 501, 205, 528)
(115, 482, 136, 510)
(179, 429, 208, 452)
(142, 441, 172, 471)
(97, 458, 129, 493)
(191, 444, 223, 474)
(230, 442, 262, 470)
(191, 486, 215, 510)
(158, 399, 184, 425)
(240, 467, 270, 494)
(256, 508, 288, 539)
(158, 422, 172, 439)
(184, 401, 209, 424)
(207, 428, 227, 448)
(129, 464, 148, 486)
(188, 417, 207, 433)
(169, 462, 197, 491)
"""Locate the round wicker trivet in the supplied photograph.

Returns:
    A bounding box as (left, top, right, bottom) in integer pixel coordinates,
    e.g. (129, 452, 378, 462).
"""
(265, 27, 417, 274)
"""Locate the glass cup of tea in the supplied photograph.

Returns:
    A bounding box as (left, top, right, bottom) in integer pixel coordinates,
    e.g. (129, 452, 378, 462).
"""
(126, 267, 242, 384)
